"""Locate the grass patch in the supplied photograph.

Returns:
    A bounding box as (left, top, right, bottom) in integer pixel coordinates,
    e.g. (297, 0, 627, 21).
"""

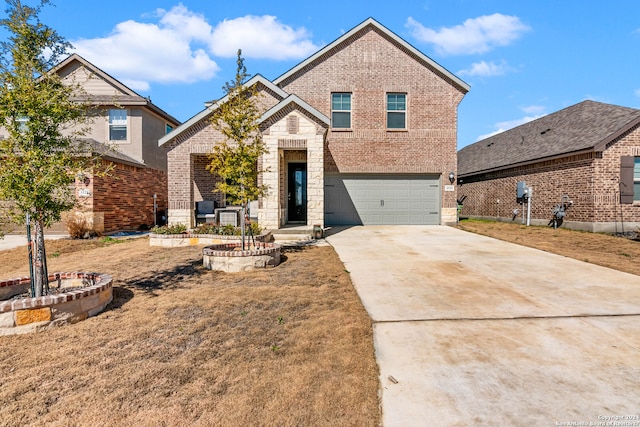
(0, 238, 380, 426)
(457, 220, 640, 276)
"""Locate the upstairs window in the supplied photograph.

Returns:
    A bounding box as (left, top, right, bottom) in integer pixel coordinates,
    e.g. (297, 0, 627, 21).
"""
(109, 109, 127, 141)
(165, 123, 174, 135)
(387, 93, 406, 129)
(331, 93, 351, 129)
(16, 116, 29, 133)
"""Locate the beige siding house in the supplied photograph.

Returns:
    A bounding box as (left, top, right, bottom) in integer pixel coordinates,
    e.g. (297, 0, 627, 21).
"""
(1, 54, 181, 233)
(160, 18, 469, 231)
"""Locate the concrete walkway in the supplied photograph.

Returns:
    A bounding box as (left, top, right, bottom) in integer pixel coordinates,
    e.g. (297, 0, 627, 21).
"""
(0, 234, 68, 252)
(326, 226, 640, 427)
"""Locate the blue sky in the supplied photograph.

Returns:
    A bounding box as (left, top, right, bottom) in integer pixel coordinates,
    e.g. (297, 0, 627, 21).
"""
(12, 0, 640, 148)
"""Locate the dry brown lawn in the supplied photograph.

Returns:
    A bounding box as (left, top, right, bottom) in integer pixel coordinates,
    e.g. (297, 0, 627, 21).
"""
(457, 218, 640, 276)
(0, 238, 380, 427)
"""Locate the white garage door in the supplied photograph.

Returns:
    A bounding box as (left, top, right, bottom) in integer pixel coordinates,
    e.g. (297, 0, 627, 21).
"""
(324, 174, 441, 225)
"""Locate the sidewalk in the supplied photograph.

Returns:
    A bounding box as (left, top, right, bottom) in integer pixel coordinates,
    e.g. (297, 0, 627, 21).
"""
(0, 234, 68, 252)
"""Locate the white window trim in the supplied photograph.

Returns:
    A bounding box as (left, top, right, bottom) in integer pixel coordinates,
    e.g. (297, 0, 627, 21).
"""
(108, 108, 130, 143)
(386, 92, 407, 131)
(331, 92, 352, 130)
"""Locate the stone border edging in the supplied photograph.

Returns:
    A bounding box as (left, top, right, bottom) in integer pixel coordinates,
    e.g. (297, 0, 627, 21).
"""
(0, 272, 113, 335)
(203, 242, 281, 272)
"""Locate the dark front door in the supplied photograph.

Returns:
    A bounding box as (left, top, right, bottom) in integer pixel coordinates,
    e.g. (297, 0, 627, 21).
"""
(288, 163, 307, 223)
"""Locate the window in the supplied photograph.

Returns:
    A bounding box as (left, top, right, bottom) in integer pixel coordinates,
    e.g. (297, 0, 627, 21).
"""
(165, 123, 174, 135)
(634, 158, 640, 201)
(16, 116, 29, 132)
(387, 93, 406, 129)
(109, 109, 127, 141)
(331, 93, 351, 128)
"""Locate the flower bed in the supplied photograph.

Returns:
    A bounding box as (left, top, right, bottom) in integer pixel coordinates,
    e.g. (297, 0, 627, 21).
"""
(150, 230, 272, 247)
(0, 272, 113, 336)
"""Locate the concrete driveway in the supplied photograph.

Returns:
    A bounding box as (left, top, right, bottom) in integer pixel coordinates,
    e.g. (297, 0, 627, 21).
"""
(326, 226, 640, 427)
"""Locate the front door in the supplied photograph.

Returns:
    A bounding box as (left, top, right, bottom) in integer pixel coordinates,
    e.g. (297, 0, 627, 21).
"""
(287, 163, 307, 223)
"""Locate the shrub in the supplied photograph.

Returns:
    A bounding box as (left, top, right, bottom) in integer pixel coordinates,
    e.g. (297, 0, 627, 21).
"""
(64, 212, 95, 239)
(248, 222, 263, 236)
(192, 223, 222, 235)
(151, 223, 187, 235)
(220, 224, 237, 235)
(152, 222, 264, 236)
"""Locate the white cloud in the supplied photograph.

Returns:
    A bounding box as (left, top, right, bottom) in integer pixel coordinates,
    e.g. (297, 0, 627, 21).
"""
(520, 104, 546, 115)
(71, 5, 321, 91)
(406, 14, 530, 55)
(72, 5, 220, 90)
(209, 15, 322, 60)
(476, 113, 546, 141)
(458, 60, 511, 77)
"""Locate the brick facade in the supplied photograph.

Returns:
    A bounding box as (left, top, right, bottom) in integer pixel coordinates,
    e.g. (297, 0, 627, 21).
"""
(459, 124, 640, 232)
(72, 162, 168, 233)
(162, 19, 467, 229)
(278, 24, 464, 223)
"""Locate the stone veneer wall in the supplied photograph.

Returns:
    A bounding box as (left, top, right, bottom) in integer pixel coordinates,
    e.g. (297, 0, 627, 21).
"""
(0, 272, 113, 335)
(259, 108, 326, 229)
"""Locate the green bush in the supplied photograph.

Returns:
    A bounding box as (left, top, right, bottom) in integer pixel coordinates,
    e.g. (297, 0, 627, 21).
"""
(151, 223, 187, 234)
(152, 222, 264, 236)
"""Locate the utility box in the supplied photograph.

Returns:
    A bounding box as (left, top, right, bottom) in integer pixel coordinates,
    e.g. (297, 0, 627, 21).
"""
(517, 181, 528, 200)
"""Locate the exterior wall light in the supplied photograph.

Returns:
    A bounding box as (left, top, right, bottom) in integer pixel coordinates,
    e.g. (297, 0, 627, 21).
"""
(448, 171, 455, 184)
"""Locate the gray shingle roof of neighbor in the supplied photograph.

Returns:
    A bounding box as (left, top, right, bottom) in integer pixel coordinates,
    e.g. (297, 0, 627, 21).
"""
(79, 138, 147, 168)
(458, 100, 640, 177)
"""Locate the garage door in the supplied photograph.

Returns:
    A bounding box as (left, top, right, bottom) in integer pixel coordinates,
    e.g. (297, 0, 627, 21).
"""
(324, 174, 441, 225)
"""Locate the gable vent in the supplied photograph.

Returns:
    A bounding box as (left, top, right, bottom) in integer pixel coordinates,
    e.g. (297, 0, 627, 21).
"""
(287, 116, 299, 134)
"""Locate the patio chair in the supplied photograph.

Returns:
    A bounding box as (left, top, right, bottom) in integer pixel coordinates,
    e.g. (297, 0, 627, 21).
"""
(195, 200, 216, 224)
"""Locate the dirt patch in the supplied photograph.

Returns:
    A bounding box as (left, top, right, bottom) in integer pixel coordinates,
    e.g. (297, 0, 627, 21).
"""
(457, 219, 640, 276)
(0, 238, 380, 426)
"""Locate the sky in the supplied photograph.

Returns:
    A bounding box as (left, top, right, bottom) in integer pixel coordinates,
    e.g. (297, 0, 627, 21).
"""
(5, 0, 640, 148)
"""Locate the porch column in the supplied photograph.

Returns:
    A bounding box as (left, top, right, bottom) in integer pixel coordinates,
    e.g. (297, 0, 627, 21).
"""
(306, 133, 324, 228)
(259, 135, 280, 230)
(167, 150, 194, 227)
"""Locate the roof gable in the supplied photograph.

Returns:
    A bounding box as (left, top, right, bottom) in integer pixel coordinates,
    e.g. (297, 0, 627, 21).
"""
(159, 74, 287, 146)
(54, 53, 139, 98)
(273, 17, 469, 93)
(259, 94, 330, 127)
(53, 54, 180, 125)
(458, 100, 640, 177)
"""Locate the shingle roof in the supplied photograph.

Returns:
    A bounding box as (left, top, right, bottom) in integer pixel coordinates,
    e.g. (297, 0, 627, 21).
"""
(458, 100, 640, 177)
(79, 139, 147, 168)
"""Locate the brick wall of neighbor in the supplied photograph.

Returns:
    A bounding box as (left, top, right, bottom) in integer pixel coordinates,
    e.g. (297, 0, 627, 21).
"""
(593, 124, 640, 227)
(277, 25, 465, 215)
(459, 154, 596, 226)
(92, 162, 168, 232)
(459, 124, 640, 231)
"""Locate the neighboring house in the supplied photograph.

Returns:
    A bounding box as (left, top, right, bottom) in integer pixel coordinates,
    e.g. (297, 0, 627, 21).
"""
(159, 18, 469, 231)
(457, 100, 640, 232)
(1, 54, 180, 233)
(48, 54, 180, 233)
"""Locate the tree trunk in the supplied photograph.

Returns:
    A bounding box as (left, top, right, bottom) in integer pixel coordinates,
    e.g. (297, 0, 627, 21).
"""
(32, 219, 49, 297)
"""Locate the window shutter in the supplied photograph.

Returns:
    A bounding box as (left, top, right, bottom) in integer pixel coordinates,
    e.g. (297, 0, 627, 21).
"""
(620, 156, 634, 204)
